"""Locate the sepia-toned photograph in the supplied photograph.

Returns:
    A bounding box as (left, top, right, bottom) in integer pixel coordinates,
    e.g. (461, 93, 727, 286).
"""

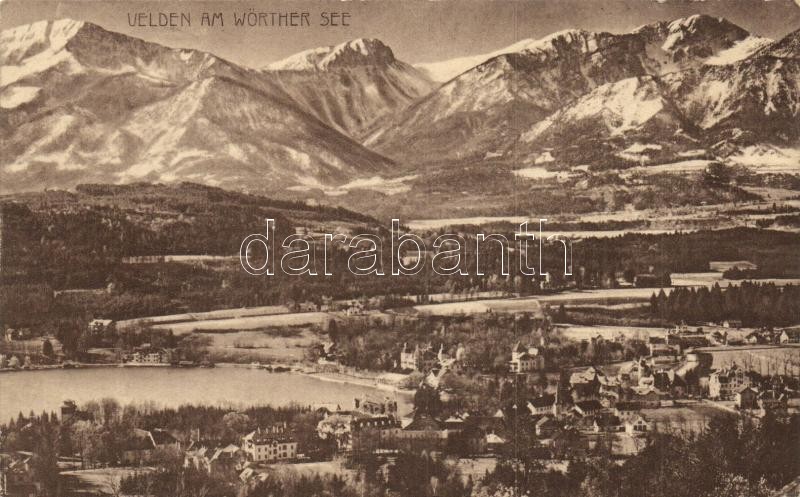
(1, 0, 799, 496)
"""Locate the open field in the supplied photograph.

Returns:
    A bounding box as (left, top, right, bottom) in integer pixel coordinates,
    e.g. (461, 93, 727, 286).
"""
(154, 312, 330, 335)
(410, 288, 676, 316)
(641, 402, 734, 434)
(406, 197, 800, 231)
(693, 345, 800, 376)
(117, 304, 290, 329)
(671, 273, 800, 287)
(61, 467, 147, 496)
(556, 325, 668, 341)
(197, 328, 319, 362)
(625, 159, 714, 176)
(268, 460, 358, 479)
(123, 271, 799, 337)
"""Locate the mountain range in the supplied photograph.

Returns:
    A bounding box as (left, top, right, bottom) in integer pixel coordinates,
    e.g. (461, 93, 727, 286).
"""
(368, 15, 799, 165)
(1, 15, 798, 216)
(0, 20, 408, 194)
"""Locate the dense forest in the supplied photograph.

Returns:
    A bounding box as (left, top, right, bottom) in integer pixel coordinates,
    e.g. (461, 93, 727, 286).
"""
(1, 183, 378, 287)
(650, 282, 800, 327)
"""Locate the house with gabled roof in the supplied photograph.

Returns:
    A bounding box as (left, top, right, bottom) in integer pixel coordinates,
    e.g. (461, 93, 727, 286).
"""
(527, 393, 561, 417)
(624, 414, 650, 435)
(485, 433, 506, 452)
(509, 341, 544, 373)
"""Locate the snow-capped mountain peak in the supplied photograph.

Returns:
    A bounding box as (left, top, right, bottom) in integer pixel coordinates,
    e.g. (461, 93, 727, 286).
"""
(264, 46, 329, 71)
(635, 14, 749, 57)
(415, 38, 537, 82)
(662, 15, 747, 50)
(0, 19, 396, 194)
(1, 19, 90, 88)
(265, 38, 395, 71)
(517, 29, 599, 55)
(415, 30, 602, 83)
(369, 15, 799, 166)
(319, 38, 395, 69)
(0, 18, 85, 65)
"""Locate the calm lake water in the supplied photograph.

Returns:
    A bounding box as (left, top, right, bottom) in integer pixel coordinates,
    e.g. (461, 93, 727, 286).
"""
(0, 367, 412, 422)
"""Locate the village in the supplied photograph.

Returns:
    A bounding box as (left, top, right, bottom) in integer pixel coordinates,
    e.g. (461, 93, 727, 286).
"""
(2, 300, 799, 495)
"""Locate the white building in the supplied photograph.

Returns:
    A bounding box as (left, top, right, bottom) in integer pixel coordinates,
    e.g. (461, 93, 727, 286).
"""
(242, 426, 298, 462)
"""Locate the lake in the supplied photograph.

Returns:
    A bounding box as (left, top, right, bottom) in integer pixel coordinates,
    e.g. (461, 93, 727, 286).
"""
(0, 367, 412, 422)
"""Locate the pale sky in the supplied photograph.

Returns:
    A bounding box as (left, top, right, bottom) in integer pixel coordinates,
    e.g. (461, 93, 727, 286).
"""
(2, 0, 799, 68)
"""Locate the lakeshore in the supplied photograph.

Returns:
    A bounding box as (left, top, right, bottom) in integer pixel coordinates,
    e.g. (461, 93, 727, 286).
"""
(0, 366, 414, 422)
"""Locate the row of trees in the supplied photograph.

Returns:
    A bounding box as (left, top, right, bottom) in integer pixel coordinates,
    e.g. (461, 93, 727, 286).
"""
(650, 282, 800, 327)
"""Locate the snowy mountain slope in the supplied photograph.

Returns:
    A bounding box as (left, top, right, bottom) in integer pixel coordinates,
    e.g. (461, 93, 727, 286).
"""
(662, 28, 800, 139)
(413, 15, 749, 83)
(366, 16, 798, 166)
(632, 15, 751, 74)
(264, 38, 436, 135)
(0, 19, 394, 194)
(514, 25, 799, 164)
(365, 29, 659, 162)
(521, 77, 682, 144)
(511, 76, 703, 167)
(267, 38, 396, 71)
(414, 38, 541, 83)
(704, 36, 773, 66)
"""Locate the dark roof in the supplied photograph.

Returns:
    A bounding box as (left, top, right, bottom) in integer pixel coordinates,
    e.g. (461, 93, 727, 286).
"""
(247, 428, 296, 445)
(352, 416, 397, 431)
(575, 400, 603, 411)
(528, 394, 556, 408)
(404, 414, 444, 431)
(249, 434, 296, 445)
(592, 413, 621, 428)
(124, 436, 155, 451)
